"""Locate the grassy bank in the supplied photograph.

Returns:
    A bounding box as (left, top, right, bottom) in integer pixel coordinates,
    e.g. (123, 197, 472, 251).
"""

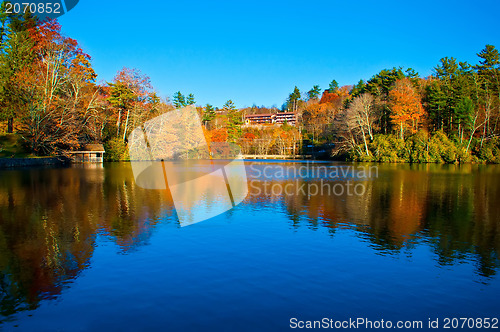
(0, 134, 35, 158)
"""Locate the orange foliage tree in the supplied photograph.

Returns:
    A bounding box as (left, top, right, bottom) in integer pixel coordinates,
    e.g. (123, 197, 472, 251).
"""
(319, 90, 339, 104)
(13, 19, 96, 154)
(388, 78, 425, 139)
(208, 128, 228, 143)
(240, 132, 256, 154)
(302, 103, 329, 141)
(273, 126, 300, 155)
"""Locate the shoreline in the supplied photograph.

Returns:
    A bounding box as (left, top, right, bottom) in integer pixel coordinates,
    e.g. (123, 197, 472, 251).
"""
(0, 157, 70, 169)
(0, 156, 496, 169)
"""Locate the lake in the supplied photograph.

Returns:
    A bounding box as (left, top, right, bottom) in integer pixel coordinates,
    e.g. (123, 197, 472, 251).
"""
(0, 161, 499, 331)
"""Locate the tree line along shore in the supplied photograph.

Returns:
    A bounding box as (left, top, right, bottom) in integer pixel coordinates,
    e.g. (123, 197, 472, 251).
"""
(0, 9, 499, 163)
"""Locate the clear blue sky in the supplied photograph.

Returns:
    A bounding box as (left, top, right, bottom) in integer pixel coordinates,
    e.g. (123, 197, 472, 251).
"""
(59, 0, 500, 109)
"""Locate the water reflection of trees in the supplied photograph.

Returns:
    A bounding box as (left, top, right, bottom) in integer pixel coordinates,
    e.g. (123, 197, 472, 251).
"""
(246, 163, 500, 278)
(1, 162, 499, 319)
(0, 163, 173, 318)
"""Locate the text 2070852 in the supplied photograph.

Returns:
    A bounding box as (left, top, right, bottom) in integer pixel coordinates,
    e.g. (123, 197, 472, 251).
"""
(4, 2, 61, 14)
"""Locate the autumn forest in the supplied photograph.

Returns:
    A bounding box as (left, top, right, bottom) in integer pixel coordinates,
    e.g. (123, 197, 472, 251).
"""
(1, 11, 499, 163)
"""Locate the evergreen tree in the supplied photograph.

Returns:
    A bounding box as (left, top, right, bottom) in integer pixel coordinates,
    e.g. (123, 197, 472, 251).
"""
(223, 100, 241, 142)
(425, 79, 448, 131)
(307, 85, 321, 100)
(328, 79, 339, 93)
(350, 79, 365, 98)
(0, 10, 36, 132)
(476, 45, 500, 71)
(429, 58, 479, 137)
(475, 45, 500, 136)
(285, 86, 301, 112)
(202, 103, 216, 128)
(186, 93, 195, 105)
(456, 96, 475, 143)
(173, 91, 186, 108)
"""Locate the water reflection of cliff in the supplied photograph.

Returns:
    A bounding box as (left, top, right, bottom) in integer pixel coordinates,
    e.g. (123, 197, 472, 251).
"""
(246, 163, 500, 278)
(0, 163, 173, 318)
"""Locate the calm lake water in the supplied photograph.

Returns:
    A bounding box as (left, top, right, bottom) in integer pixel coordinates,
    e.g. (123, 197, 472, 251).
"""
(0, 161, 499, 331)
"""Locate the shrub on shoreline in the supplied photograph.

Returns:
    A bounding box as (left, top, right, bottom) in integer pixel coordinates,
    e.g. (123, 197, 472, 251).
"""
(476, 137, 500, 164)
(348, 131, 499, 164)
(104, 138, 129, 161)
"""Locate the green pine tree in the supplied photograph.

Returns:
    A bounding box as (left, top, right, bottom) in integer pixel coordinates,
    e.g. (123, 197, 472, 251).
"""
(0, 9, 36, 133)
(202, 103, 216, 128)
(328, 79, 339, 93)
(173, 91, 186, 108)
(223, 100, 242, 142)
(285, 86, 301, 112)
(186, 93, 195, 105)
(307, 85, 321, 100)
